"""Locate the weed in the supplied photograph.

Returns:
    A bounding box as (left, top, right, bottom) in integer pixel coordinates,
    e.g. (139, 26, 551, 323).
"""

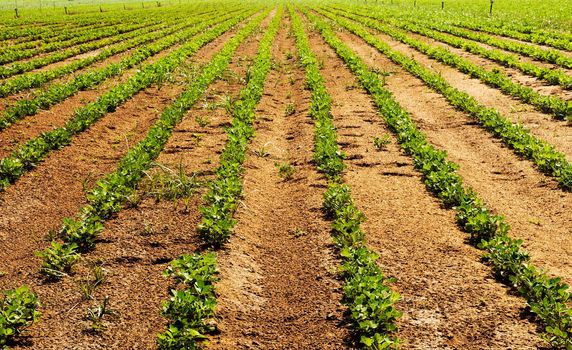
(87, 296, 116, 333)
(373, 135, 391, 151)
(291, 228, 307, 237)
(195, 115, 210, 128)
(79, 263, 107, 300)
(141, 163, 200, 201)
(275, 162, 295, 180)
(284, 103, 296, 116)
(254, 145, 270, 158)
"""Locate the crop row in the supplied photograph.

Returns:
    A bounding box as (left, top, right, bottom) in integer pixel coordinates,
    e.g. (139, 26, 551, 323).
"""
(36, 9, 266, 279)
(0, 8, 237, 98)
(319, 9, 572, 192)
(0, 15, 166, 65)
(0, 20, 89, 41)
(1, 22, 116, 51)
(325, 7, 571, 119)
(197, 7, 282, 247)
(0, 10, 254, 192)
(1, 21, 127, 50)
(333, 5, 572, 90)
(1, 4, 212, 52)
(292, 7, 401, 349)
(159, 10, 282, 348)
(307, 10, 572, 348)
(157, 252, 219, 349)
(446, 17, 572, 52)
(0, 8, 246, 131)
(0, 8, 159, 42)
(0, 18, 179, 79)
(381, 8, 572, 52)
(407, 15, 572, 69)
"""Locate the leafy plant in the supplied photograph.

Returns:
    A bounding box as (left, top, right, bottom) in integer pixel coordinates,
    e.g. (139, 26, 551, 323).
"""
(373, 135, 391, 151)
(36, 241, 81, 279)
(157, 252, 219, 350)
(284, 102, 296, 116)
(275, 162, 295, 180)
(0, 286, 41, 347)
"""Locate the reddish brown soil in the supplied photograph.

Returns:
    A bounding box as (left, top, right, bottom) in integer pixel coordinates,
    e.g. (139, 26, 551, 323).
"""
(464, 27, 572, 61)
(304, 13, 547, 349)
(209, 15, 350, 350)
(0, 18, 239, 159)
(0, 19, 254, 349)
(345, 24, 572, 161)
(332, 26, 572, 286)
(12, 24, 265, 350)
(403, 30, 572, 101)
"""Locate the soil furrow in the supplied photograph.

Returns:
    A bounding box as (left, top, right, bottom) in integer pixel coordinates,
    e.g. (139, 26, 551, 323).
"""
(0, 23, 247, 350)
(341, 27, 572, 160)
(14, 14, 267, 348)
(332, 27, 572, 285)
(304, 14, 546, 349)
(0, 18, 233, 159)
(209, 15, 350, 350)
(403, 29, 572, 101)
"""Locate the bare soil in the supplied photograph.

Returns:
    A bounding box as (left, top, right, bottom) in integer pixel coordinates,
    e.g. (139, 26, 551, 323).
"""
(349, 24, 572, 161)
(332, 25, 572, 286)
(209, 14, 350, 350)
(304, 13, 548, 349)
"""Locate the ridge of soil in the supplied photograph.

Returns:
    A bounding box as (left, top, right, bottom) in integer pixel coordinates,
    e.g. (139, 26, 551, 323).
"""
(208, 15, 350, 350)
(332, 25, 572, 285)
(12, 13, 269, 349)
(303, 11, 547, 349)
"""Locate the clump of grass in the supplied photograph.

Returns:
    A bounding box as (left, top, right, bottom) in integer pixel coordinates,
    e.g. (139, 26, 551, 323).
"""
(275, 162, 295, 180)
(373, 135, 391, 151)
(195, 115, 210, 127)
(79, 262, 108, 300)
(140, 163, 201, 201)
(284, 103, 296, 116)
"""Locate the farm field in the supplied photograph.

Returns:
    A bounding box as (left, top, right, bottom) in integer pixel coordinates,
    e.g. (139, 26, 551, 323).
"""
(0, 0, 570, 349)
